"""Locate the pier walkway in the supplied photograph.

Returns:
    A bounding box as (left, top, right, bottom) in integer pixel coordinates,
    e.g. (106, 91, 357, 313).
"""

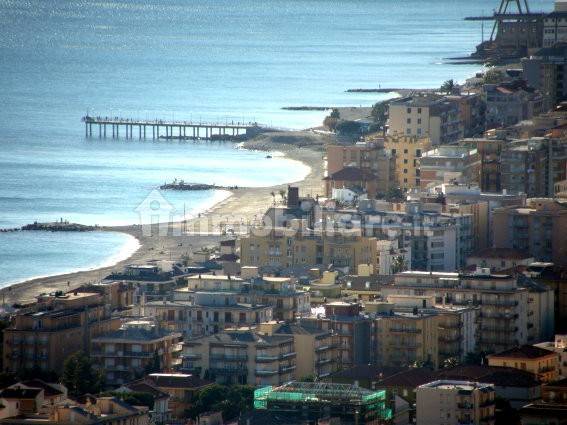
(82, 116, 264, 140)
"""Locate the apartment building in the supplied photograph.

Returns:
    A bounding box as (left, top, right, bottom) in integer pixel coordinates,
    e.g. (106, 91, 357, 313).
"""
(325, 142, 395, 198)
(383, 134, 431, 189)
(501, 139, 549, 197)
(378, 295, 478, 366)
(257, 321, 339, 379)
(493, 198, 567, 266)
(300, 302, 372, 369)
(523, 44, 567, 111)
(381, 270, 533, 354)
(3, 292, 120, 374)
(487, 345, 559, 383)
(376, 239, 412, 275)
(143, 294, 272, 338)
(388, 95, 463, 145)
(419, 145, 480, 190)
(181, 328, 297, 386)
(543, 1, 567, 47)
(416, 380, 495, 425)
(374, 309, 440, 369)
(174, 273, 310, 322)
(90, 320, 182, 387)
(483, 81, 543, 128)
(350, 201, 472, 271)
(240, 229, 378, 274)
(535, 334, 567, 379)
(446, 93, 486, 137)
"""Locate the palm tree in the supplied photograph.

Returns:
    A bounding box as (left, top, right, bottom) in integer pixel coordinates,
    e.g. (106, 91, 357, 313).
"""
(270, 191, 276, 205)
(278, 189, 286, 204)
(391, 255, 407, 274)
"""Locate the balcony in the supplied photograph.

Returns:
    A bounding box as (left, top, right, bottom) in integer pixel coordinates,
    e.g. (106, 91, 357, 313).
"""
(210, 366, 247, 375)
(316, 358, 333, 365)
(210, 354, 248, 362)
(482, 300, 518, 307)
(255, 369, 278, 376)
(256, 352, 296, 362)
(389, 328, 421, 334)
(182, 353, 202, 360)
(457, 402, 473, 410)
(279, 365, 296, 374)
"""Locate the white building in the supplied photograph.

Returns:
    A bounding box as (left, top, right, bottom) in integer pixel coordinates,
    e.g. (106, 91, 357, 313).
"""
(376, 239, 412, 275)
(416, 380, 496, 425)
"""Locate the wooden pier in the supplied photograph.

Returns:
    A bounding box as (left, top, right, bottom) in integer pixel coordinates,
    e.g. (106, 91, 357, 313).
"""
(82, 116, 264, 140)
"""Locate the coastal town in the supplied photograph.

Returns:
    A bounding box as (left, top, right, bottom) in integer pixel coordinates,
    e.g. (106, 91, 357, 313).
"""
(3, 1, 567, 425)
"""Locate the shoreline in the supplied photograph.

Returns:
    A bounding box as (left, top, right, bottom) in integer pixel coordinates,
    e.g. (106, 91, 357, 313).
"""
(1, 134, 325, 305)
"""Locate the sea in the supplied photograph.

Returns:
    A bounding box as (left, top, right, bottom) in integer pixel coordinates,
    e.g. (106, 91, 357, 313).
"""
(0, 0, 553, 288)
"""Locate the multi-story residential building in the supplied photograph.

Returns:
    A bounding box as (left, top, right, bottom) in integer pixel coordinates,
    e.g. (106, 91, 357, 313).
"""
(419, 145, 480, 189)
(90, 320, 182, 387)
(325, 141, 395, 198)
(143, 294, 272, 338)
(483, 81, 543, 128)
(543, 1, 567, 47)
(416, 380, 496, 425)
(181, 328, 296, 386)
(173, 273, 310, 322)
(476, 138, 504, 193)
(493, 198, 567, 266)
(534, 335, 567, 379)
(466, 248, 535, 272)
(383, 134, 431, 190)
(300, 302, 372, 369)
(3, 292, 120, 374)
(379, 294, 478, 366)
(487, 345, 559, 383)
(376, 239, 412, 275)
(143, 373, 214, 419)
(351, 201, 472, 271)
(257, 321, 339, 379)
(240, 229, 378, 275)
(523, 44, 567, 111)
(388, 95, 463, 145)
(447, 93, 486, 137)
(374, 309, 440, 369)
(380, 269, 534, 354)
(501, 139, 549, 197)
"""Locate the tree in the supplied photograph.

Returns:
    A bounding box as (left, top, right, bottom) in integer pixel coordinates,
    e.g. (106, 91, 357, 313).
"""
(463, 351, 484, 366)
(371, 101, 388, 127)
(278, 189, 286, 203)
(330, 108, 340, 119)
(323, 115, 339, 131)
(335, 120, 362, 136)
(385, 187, 405, 201)
(440, 79, 455, 94)
(105, 391, 155, 409)
(270, 191, 276, 205)
(186, 384, 254, 420)
(62, 351, 105, 396)
(442, 357, 460, 369)
(391, 255, 408, 274)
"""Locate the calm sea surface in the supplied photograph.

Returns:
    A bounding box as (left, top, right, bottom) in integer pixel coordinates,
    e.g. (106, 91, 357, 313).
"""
(0, 0, 552, 287)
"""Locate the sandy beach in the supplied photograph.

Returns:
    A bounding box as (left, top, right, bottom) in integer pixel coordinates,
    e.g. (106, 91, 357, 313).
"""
(2, 131, 328, 305)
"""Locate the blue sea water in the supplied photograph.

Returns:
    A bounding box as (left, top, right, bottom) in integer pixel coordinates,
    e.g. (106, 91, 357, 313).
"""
(0, 0, 553, 287)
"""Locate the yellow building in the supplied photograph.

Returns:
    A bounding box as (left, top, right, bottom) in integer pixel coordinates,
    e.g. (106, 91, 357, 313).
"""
(374, 311, 440, 369)
(3, 292, 120, 374)
(384, 134, 431, 189)
(487, 345, 559, 383)
(257, 321, 339, 379)
(240, 229, 377, 274)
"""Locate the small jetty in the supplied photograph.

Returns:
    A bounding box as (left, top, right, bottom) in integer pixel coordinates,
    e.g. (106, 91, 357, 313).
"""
(160, 180, 241, 191)
(82, 116, 266, 141)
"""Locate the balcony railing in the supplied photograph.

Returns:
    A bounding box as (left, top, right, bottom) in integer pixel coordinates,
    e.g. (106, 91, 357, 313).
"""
(210, 354, 248, 362)
(255, 369, 278, 376)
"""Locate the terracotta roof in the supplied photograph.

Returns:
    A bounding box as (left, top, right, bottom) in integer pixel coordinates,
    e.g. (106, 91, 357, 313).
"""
(122, 380, 170, 399)
(377, 368, 436, 388)
(436, 365, 539, 388)
(19, 380, 63, 397)
(488, 345, 556, 360)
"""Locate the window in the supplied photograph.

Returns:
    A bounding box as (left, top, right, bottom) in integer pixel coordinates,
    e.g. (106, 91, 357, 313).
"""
(417, 118, 422, 124)
(407, 107, 411, 113)
(407, 118, 411, 124)
(406, 128, 411, 135)
(416, 149, 421, 156)
(404, 149, 408, 154)
(391, 149, 397, 155)
(417, 108, 422, 113)
(225, 312, 233, 323)
(417, 128, 422, 135)
(404, 159, 408, 164)
(403, 169, 408, 174)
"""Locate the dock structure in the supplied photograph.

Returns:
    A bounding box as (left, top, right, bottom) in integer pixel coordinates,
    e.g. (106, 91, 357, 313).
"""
(82, 116, 264, 140)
